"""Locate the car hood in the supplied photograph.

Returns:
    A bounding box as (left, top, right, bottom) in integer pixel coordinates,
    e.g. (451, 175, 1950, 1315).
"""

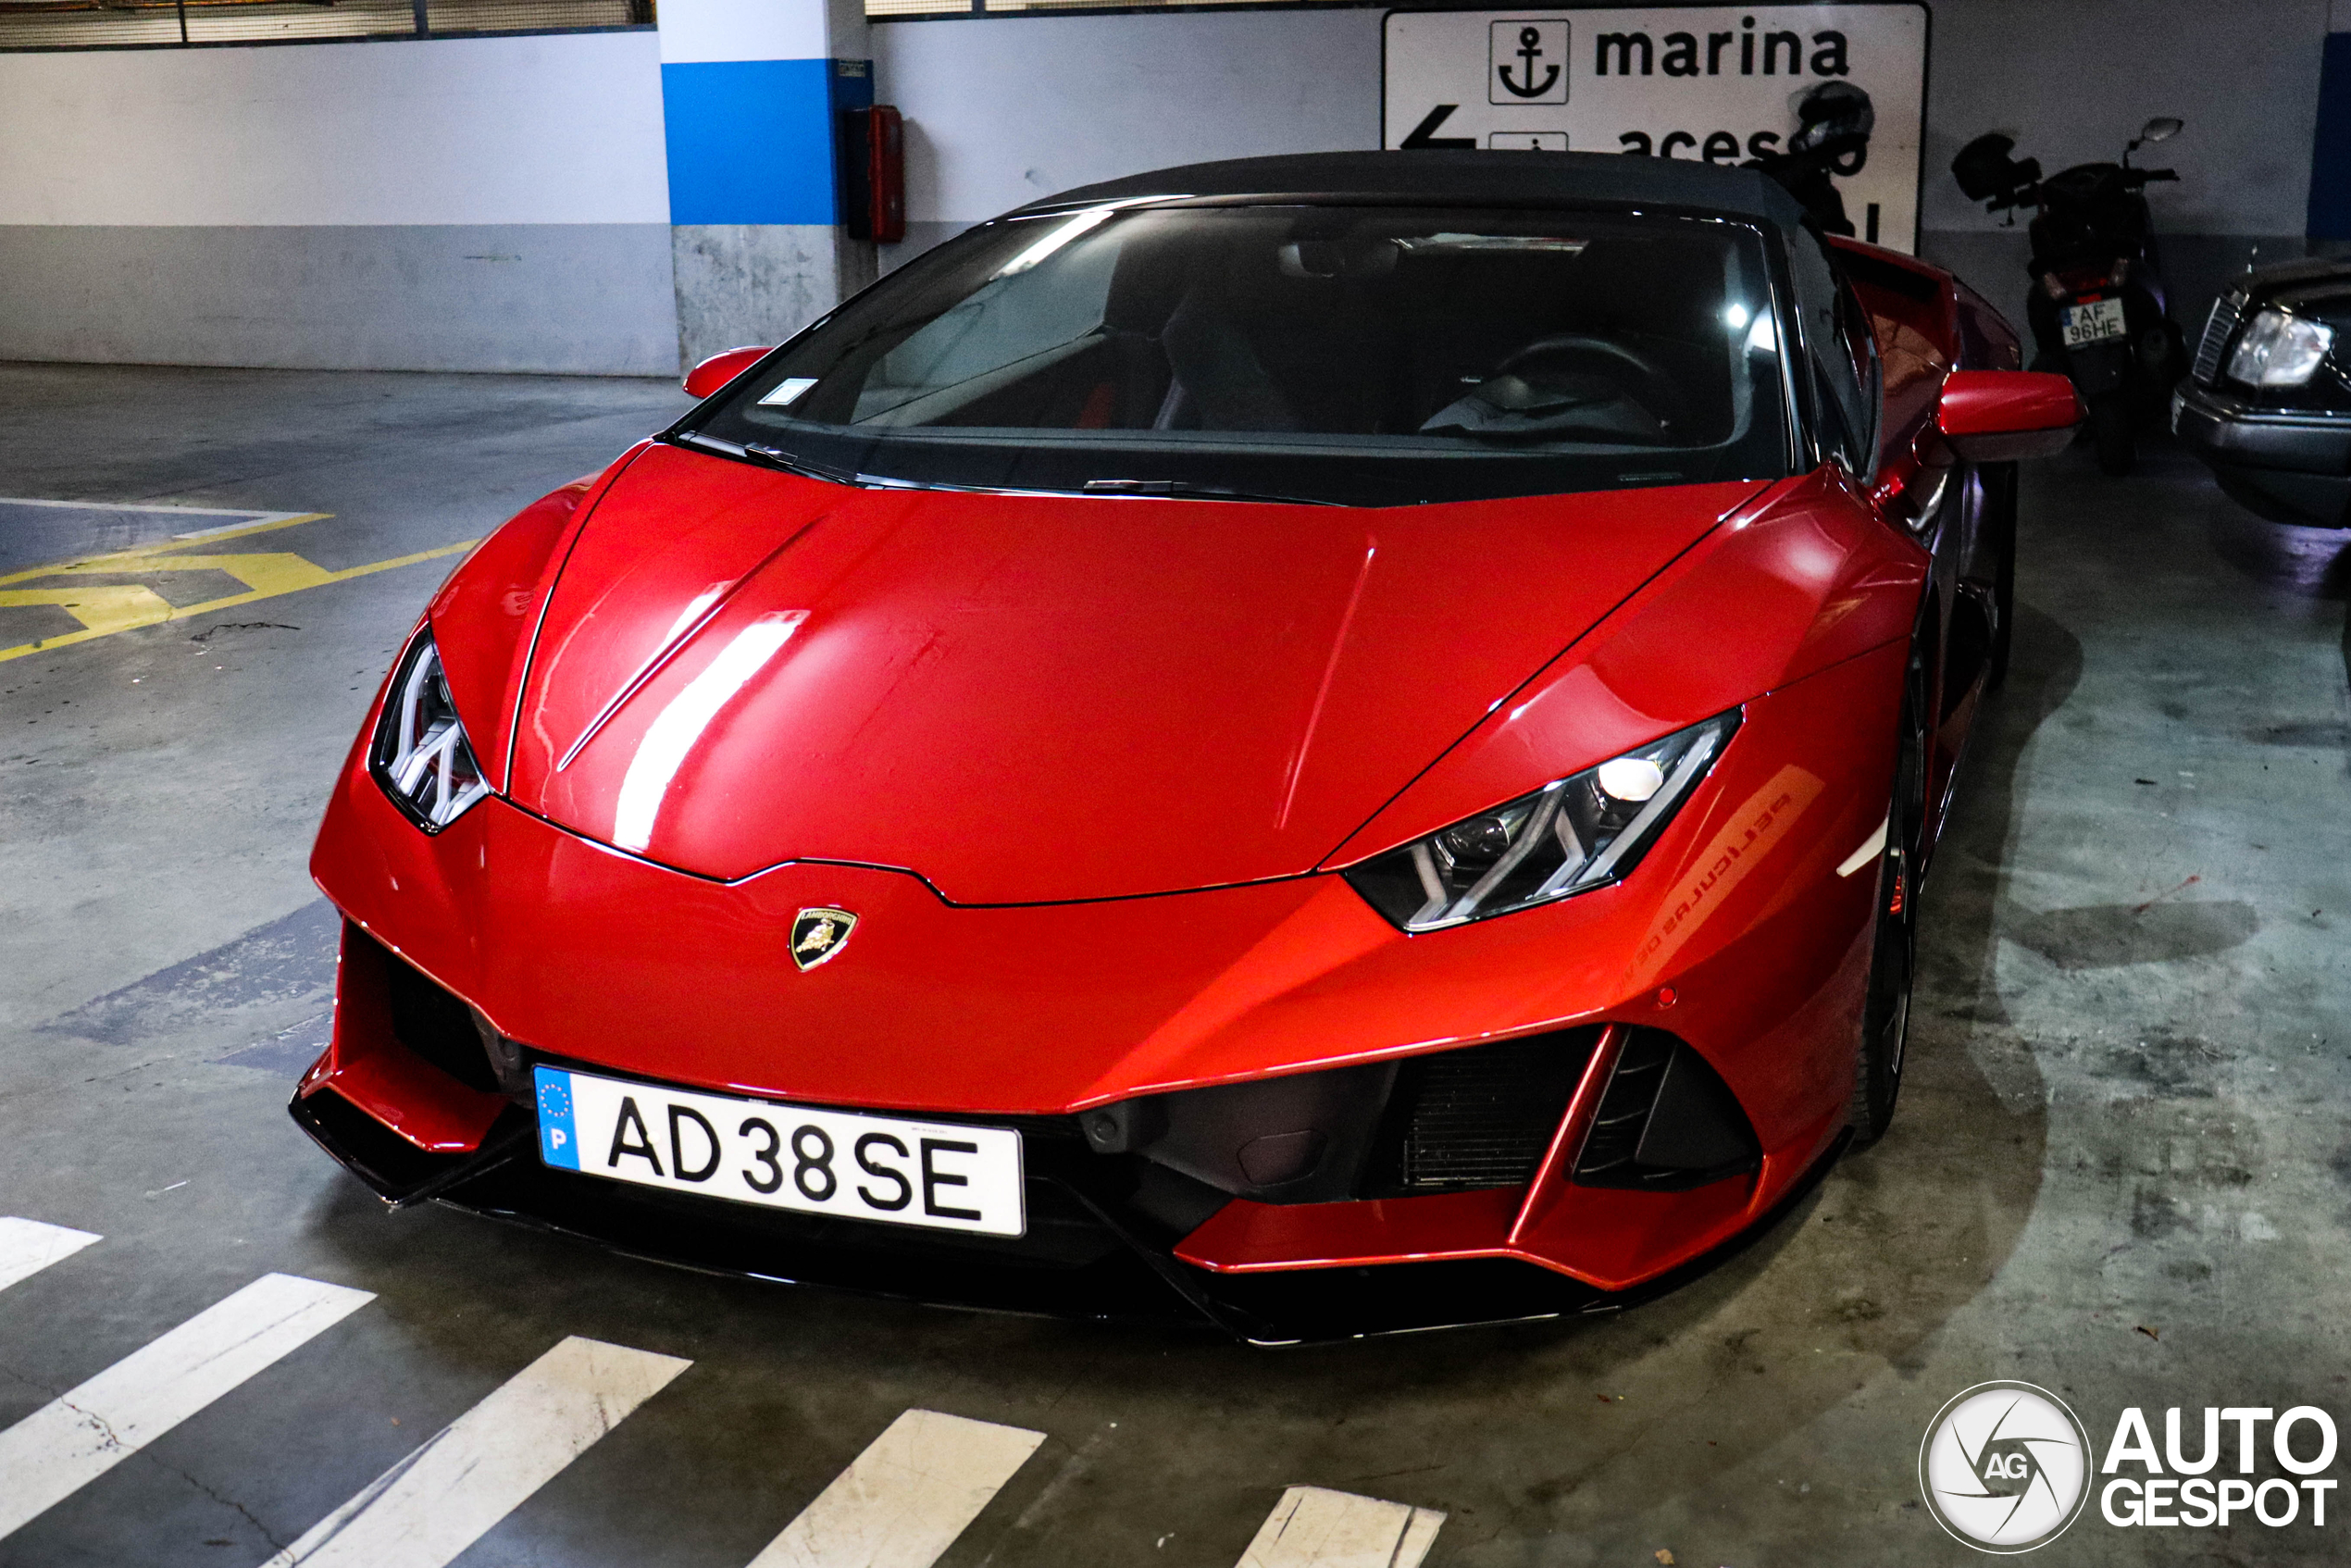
(499, 442, 1761, 902)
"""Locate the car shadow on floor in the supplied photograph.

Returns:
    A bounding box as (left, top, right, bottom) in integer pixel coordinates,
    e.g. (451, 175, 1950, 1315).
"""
(2201, 496, 2351, 604)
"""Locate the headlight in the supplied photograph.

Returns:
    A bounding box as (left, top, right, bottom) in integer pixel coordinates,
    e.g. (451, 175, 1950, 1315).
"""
(369, 628, 491, 832)
(2227, 308, 2335, 388)
(1344, 710, 1740, 932)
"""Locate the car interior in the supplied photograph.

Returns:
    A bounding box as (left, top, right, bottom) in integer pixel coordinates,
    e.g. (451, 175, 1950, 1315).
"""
(779, 208, 1768, 453)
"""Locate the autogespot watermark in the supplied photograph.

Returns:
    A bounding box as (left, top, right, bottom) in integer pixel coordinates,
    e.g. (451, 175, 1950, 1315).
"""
(1921, 1384, 2341, 1552)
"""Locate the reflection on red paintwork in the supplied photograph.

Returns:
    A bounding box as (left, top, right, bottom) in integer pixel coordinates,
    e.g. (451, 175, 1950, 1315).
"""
(503, 445, 1767, 899)
(1627, 764, 1824, 988)
(612, 610, 807, 852)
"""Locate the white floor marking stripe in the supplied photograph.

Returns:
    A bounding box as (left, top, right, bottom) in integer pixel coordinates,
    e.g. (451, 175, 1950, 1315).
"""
(1837, 813, 1891, 877)
(0, 1218, 100, 1294)
(261, 1335, 689, 1568)
(167, 513, 313, 539)
(0, 1272, 372, 1540)
(1235, 1487, 1446, 1568)
(744, 1408, 1046, 1568)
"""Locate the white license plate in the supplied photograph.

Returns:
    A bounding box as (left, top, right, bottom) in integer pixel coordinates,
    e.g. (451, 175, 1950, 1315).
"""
(533, 1065, 1025, 1237)
(2062, 296, 2128, 347)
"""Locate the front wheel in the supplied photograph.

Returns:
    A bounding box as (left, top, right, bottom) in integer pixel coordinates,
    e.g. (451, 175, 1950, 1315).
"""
(1848, 634, 1928, 1148)
(2089, 391, 2134, 477)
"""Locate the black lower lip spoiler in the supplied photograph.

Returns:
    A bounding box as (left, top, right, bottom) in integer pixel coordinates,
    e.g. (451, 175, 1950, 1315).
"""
(290, 1087, 1846, 1345)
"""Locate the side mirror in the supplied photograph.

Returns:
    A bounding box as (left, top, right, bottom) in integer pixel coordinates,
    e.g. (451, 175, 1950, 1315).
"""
(1936, 369, 2082, 461)
(2136, 116, 2183, 146)
(683, 344, 776, 401)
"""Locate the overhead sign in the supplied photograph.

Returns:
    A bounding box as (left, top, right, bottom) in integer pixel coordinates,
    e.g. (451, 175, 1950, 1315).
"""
(1383, 6, 1928, 252)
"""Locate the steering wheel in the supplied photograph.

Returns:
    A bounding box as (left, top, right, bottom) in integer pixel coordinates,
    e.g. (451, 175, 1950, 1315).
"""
(1483, 334, 1684, 431)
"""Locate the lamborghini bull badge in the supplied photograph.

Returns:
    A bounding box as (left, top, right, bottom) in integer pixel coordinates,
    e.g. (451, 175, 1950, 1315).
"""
(790, 908, 858, 970)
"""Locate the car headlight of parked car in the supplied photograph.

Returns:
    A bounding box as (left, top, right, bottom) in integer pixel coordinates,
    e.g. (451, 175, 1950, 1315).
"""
(2227, 308, 2336, 388)
(370, 628, 492, 833)
(1344, 710, 1741, 932)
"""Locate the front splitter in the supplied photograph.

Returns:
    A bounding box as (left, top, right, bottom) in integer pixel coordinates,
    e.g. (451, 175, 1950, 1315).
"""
(291, 1085, 1845, 1345)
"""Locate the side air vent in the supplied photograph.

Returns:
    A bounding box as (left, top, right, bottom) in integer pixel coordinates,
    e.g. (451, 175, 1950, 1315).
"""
(1574, 1028, 1760, 1191)
(372, 935, 504, 1093)
(1378, 1028, 1602, 1192)
(2193, 292, 2245, 386)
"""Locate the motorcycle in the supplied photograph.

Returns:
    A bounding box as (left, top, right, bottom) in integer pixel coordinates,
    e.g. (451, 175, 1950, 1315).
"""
(1950, 118, 2185, 475)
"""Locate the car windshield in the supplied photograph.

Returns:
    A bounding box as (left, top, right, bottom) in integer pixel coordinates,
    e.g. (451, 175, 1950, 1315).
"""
(684, 204, 1791, 506)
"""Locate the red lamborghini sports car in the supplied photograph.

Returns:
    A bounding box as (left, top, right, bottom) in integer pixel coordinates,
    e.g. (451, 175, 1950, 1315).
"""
(294, 153, 2078, 1341)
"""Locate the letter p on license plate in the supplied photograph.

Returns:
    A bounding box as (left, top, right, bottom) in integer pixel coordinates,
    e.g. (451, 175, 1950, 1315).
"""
(534, 1066, 1026, 1237)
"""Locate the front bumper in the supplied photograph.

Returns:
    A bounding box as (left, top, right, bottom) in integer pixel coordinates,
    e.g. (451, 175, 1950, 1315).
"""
(296, 641, 1900, 1337)
(289, 1073, 1845, 1344)
(289, 914, 1809, 1340)
(2173, 380, 2351, 527)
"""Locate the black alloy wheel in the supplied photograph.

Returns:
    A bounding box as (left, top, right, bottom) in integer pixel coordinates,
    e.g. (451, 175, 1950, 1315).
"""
(1847, 626, 1930, 1147)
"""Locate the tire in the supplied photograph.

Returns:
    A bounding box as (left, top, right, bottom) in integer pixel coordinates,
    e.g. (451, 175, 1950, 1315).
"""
(2089, 391, 2134, 477)
(1848, 631, 1929, 1148)
(1984, 464, 2019, 692)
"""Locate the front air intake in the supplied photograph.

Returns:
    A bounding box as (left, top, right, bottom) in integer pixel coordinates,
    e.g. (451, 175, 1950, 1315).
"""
(1574, 1028, 1760, 1191)
(1378, 1028, 1602, 1192)
(355, 927, 504, 1093)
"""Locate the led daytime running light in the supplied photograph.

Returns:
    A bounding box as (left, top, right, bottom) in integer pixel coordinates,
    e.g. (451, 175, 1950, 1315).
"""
(1344, 710, 1741, 932)
(369, 630, 492, 833)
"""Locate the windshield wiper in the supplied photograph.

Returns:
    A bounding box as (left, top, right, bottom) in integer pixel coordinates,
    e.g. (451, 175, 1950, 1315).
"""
(671, 440, 1342, 505)
(1079, 478, 1338, 506)
(673, 431, 863, 487)
(740, 442, 863, 487)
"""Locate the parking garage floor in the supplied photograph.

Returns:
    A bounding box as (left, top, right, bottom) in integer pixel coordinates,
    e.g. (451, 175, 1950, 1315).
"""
(3, 360, 2347, 1567)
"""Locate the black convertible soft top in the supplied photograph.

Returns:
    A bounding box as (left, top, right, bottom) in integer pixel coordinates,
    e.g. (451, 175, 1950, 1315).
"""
(1018, 150, 1810, 230)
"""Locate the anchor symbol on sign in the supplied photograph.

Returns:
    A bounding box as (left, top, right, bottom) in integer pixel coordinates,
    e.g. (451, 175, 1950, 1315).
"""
(1497, 26, 1561, 99)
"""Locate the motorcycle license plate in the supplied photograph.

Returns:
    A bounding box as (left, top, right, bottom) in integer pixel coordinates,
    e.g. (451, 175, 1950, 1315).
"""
(2062, 297, 2128, 347)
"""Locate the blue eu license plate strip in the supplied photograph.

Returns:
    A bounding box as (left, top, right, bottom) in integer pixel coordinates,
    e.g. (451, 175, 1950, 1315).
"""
(536, 1068, 582, 1170)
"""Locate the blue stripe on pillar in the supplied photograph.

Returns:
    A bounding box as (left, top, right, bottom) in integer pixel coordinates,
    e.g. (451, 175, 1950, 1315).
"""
(663, 58, 839, 226)
(2309, 32, 2351, 240)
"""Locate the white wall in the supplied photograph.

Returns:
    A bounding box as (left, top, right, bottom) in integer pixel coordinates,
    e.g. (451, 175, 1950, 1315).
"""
(22, 1, 2313, 239)
(3, 0, 2336, 373)
(1920, 0, 2328, 238)
(870, 0, 2332, 337)
(874, 8, 1380, 228)
(875, 0, 2329, 237)
(1913, 0, 2329, 337)
(0, 31, 678, 373)
(0, 31, 668, 226)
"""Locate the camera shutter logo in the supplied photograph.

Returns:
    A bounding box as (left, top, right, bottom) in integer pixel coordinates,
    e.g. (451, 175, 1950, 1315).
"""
(1920, 1382, 2093, 1552)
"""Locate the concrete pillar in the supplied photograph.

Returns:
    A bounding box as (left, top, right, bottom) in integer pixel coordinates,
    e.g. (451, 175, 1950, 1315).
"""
(658, 0, 877, 370)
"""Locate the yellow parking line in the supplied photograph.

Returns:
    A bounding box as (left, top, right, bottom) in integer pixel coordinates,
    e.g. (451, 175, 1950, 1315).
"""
(0, 534, 479, 665)
(45, 550, 341, 593)
(0, 584, 179, 639)
(0, 512, 333, 588)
